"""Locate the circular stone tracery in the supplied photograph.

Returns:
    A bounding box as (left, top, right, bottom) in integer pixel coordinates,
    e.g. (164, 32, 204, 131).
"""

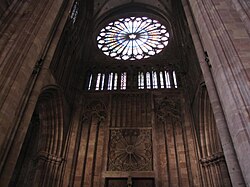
(97, 16, 170, 61)
(126, 145, 135, 154)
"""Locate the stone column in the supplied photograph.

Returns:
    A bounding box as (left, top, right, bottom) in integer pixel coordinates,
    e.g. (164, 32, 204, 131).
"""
(33, 151, 64, 187)
(0, 0, 71, 185)
(182, 0, 246, 186)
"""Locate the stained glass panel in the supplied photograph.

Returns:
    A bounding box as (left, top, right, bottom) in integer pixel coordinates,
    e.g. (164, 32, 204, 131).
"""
(97, 17, 169, 60)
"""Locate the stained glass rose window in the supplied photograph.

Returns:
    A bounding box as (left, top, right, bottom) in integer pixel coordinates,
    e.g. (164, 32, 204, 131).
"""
(97, 16, 169, 60)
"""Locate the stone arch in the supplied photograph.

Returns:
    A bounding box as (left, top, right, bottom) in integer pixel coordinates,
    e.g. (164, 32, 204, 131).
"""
(10, 86, 69, 187)
(37, 86, 66, 155)
(195, 84, 232, 186)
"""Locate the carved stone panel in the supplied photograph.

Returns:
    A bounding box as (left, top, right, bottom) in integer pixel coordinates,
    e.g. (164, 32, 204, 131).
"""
(108, 129, 153, 171)
(154, 96, 182, 123)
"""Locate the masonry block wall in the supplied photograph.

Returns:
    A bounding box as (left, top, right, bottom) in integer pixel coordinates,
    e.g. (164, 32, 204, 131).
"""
(0, 0, 249, 186)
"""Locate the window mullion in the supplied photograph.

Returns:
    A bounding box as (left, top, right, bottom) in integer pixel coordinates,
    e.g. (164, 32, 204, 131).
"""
(117, 72, 121, 90)
(104, 72, 109, 90)
(169, 70, 175, 88)
(91, 72, 97, 90)
(142, 71, 145, 89)
(150, 71, 153, 89)
(156, 70, 161, 89)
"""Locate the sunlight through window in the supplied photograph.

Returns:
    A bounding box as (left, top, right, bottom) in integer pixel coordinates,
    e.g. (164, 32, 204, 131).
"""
(97, 17, 169, 60)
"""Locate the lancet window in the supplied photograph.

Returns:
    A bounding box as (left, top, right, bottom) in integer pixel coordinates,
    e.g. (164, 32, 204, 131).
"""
(70, 1, 78, 24)
(86, 69, 178, 91)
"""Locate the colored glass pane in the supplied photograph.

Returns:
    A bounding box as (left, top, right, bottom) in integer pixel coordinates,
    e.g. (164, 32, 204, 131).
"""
(97, 17, 169, 60)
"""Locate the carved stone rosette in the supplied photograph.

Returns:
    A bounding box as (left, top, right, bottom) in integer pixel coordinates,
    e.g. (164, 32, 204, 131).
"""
(108, 129, 153, 171)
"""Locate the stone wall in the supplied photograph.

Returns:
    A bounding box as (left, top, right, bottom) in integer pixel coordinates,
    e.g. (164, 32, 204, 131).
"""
(182, 0, 250, 185)
(59, 91, 231, 187)
(0, 0, 74, 185)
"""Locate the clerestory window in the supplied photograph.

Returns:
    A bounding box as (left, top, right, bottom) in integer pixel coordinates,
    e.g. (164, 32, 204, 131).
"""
(88, 72, 127, 91)
(86, 70, 178, 91)
(70, 1, 78, 24)
(137, 70, 177, 89)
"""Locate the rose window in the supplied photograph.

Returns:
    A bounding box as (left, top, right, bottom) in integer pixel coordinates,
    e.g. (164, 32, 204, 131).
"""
(97, 16, 169, 60)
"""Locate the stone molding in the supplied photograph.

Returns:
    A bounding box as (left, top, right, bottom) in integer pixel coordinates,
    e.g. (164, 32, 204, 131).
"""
(34, 151, 64, 164)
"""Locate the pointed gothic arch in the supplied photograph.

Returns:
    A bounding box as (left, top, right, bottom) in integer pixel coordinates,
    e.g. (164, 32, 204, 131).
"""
(194, 84, 232, 186)
(0, 0, 249, 186)
(10, 86, 69, 187)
